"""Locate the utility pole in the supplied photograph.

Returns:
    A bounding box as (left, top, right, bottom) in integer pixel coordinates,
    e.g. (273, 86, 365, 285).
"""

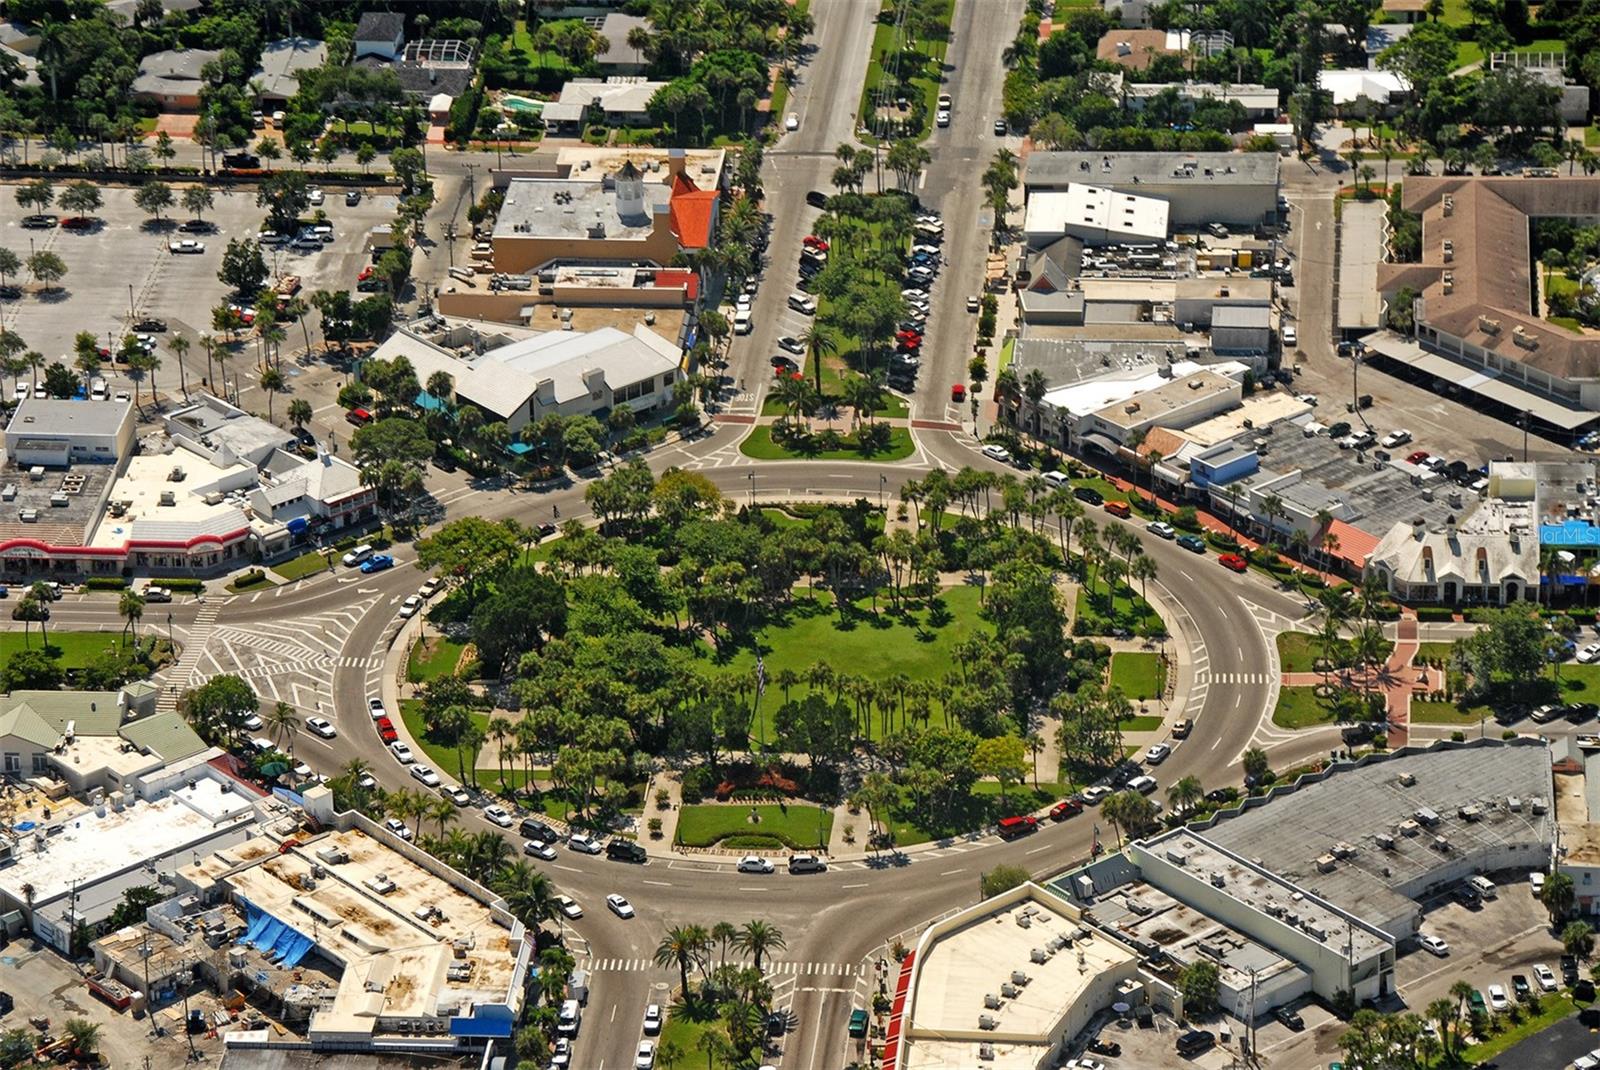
(128, 283, 136, 324)
(178, 968, 198, 1061)
(140, 935, 154, 1036)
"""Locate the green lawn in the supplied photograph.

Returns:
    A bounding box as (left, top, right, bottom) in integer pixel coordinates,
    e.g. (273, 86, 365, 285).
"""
(709, 584, 992, 746)
(739, 425, 915, 461)
(1454, 40, 1484, 69)
(1557, 664, 1600, 702)
(398, 698, 490, 777)
(1072, 477, 1129, 503)
(273, 548, 332, 581)
(1410, 699, 1486, 725)
(1117, 714, 1163, 732)
(1074, 577, 1164, 635)
(407, 637, 467, 684)
(997, 337, 1015, 376)
(509, 20, 579, 73)
(675, 803, 833, 850)
(1272, 685, 1340, 729)
(660, 1006, 735, 1069)
(1460, 994, 1576, 1064)
(1109, 651, 1162, 699)
(1276, 631, 1393, 672)
(0, 630, 142, 668)
(226, 571, 277, 593)
(760, 389, 909, 420)
(1414, 641, 1458, 665)
(857, 0, 951, 143)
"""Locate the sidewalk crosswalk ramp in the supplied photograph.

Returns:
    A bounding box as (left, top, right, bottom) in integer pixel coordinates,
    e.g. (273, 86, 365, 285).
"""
(583, 957, 864, 977)
(155, 600, 223, 712)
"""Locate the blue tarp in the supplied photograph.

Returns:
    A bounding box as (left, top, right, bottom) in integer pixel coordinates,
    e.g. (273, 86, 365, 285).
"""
(242, 902, 315, 969)
(1540, 575, 1591, 586)
(1542, 520, 1600, 547)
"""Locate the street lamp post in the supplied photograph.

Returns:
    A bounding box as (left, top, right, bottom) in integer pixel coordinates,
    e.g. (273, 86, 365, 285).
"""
(166, 612, 174, 651)
(178, 969, 197, 1061)
(879, 474, 886, 511)
(139, 936, 154, 1036)
(747, 470, 756, 508)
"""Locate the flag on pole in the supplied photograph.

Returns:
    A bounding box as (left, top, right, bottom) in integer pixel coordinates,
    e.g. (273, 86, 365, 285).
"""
(756, 655, 767, 698)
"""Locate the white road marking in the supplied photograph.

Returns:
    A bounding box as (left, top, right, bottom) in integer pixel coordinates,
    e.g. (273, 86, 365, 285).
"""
(1025, 845, 1050, 855)
(643, 880, 672, 887)
(940, 868, 965, 876)
(842, 882, 868, 889)
(553, 864, 581, 873)
(739, 886, 769, 892)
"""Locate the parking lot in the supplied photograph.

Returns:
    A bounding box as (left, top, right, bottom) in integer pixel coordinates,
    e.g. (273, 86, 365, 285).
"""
(0, 182, 402, 397)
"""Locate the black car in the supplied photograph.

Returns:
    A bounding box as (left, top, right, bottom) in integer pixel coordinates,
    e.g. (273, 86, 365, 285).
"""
(1274, 1006, 1305, 1031)
(1564, 954, 1580, 983)
(805, 191, 828, 209)
(1176, 1030, 1215, 1056)
(1073, 485, 1104, 506)
(536, 522, 558, 538)
(765, 1011, 786, 1037)
(772, 355, 799, 375)
(606, 839, 647, 863)
(993, 119, 1008, 135)
(133, 318, 168, 333)
(1204, 787, 1238, 804)
(346, 190, 363, 206)
(432, 453, 457, 472)
(178, 219, 215, 233)
(0, 286, 20, 300)
(519, 817, 557, 842)
(222, 152, 260, 169)
(1567, 702, 1600, 723)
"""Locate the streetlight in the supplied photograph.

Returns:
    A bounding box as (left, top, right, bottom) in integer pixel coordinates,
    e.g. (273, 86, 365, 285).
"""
(177, 969, 198, 1061)
(166, 612, 174, 651)
(747, 470, 756, 508)
(879, 473, 887, 511)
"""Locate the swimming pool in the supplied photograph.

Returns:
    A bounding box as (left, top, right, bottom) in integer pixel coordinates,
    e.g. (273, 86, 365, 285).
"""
(501, 95, 544, 115)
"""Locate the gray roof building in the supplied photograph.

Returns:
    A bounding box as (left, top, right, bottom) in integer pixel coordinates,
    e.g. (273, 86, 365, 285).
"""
(1024, 151, 1281, 226)
(252, 37, 326, 103)
(493, 176, 673, 241)
(131, 48, 220, 100)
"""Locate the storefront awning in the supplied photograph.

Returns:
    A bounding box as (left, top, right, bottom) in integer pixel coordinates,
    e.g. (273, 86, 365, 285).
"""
(1361, 331, 1594, 430)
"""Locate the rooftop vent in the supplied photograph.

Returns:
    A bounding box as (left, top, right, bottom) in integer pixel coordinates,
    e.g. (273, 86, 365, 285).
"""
(1442, 239, 1454, 262)
(1443, 194, 1454, 216)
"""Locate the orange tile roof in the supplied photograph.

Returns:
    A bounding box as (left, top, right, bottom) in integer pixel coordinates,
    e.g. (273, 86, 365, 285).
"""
(669, 172, 718, 250)
(1324, 519, 1381, 569)
(652, 268, 699, 303)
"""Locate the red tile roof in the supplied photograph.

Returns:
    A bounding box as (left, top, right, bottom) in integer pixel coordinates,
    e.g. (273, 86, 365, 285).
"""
(652, 268, 699, 303)
(669, 172, 718, 250)
(1325, 519, 1381, 569)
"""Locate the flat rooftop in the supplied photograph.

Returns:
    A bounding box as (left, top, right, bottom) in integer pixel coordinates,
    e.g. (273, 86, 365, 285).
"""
(1200, 742, 1554, 925)
(91, 451, 256, 549)
(549, 145, 726, 192)
(0, 462, 112, 548)
(6, 397, 131, 439)
(1014, 336, 1211, 392)
(1556, 767, 1600, 864)
(1087, 882, 1307, 993)
(1026, 150, 1280, 189)
(493, 178, 671, 241)
(1092, 369, 1240, 429)
(224, 828, 515, 1031)
(1139, 829, 1393, 958)
(907, 891, 1134, 1048)
(0, 780, 259, 907)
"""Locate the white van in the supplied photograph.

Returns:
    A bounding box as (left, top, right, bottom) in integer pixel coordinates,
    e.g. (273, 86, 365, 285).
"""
(733, 309, 753, 335)
(90, 377, 107, 401)
(341, 543, 375, 567)
(1042, 470, 1071, 488)
(788, 293, 817, 315)
(557, 998, 581, 1036)
(1469, 875, 1497, 900)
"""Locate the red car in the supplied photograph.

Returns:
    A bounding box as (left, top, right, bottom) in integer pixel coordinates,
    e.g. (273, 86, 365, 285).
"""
(1218, 553, 1249, 573)
(896, 329, 922, 347)
(1405, 450, 1429, 465)
(1049, 798, 1083, 821)
(952, 383, 967, 402)
(376, 716, 398, 742)
(802, 235, 828, 252)
(60, 216, 94, 230)
(358, 265, 374, 282)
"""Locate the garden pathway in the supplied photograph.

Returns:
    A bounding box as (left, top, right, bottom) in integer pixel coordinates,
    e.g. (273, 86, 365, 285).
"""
(1279, 610, 1435, 748)
(643, 771, 683, 857)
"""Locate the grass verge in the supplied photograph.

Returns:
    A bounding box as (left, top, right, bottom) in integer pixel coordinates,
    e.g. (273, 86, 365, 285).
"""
(739, 425, 915, 461)
(675, 803, 834, 850)
(1109, 651, 1162, 699)
(1272, 685, 1340, 729)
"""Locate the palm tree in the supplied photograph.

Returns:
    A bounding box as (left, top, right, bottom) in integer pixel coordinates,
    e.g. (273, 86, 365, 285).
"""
(169, 334, 191, 400)
(1426, 996, 1457, 1056)
(656, 1039, 685, 1069)
(1023, 732, 1044, 787)
(260, 367, 285, 422)
(494, 861, 552, 926)
(426, 795, 457, 839)
(800, 324, 837, 397)
(118, 588, 144, 644)
(695, 1030, 731, 1070)
(268, 701, 300, 757)
(287, 398, 313, 437)
(61, 1019, 99, 1058)
(1167, 775, 1202, 813)
(711, 920, 737, 967)
(733, 919, 786, 974)
(655, 925, 710, 996)
(28, 583, 51, 649)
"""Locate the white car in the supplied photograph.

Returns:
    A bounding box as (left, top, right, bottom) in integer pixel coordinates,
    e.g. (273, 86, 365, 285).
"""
(643, 1004, 662, 1035)
(482, 805, 514, 828)
(553, 894, 582, 919)
(398, 595, 424, 619)
(292, 759, 311, 778)
(785, 112, 799, 131)
(368, 697, 387, 720)
(607, 893, 635, 919)
(1379, 429, 1412, 448)
(410, 765, 441, 787)
(1417, 933, 1449, 957)
(357, 772, 377, 791)
(1577, 644, 1600, 664)
(305, 716, 336, 739)
(1487, 983, 1509, 1011)
(168, 239, 205, 254)
(307, 187, 324, 205)
(419, 577, 443, 599)
(778, 336, 805, 355)
(935, 109, 950, 127)
(443, 785, 471, 806)
(635, 1040, 656, 1069)
(1126, 775, 1158, 794)
(568, 832, 603, 854)
(980, 444, 1012, 463)
(1281, 325, 1297, 347)
(1530, 871, 1547, 893)
(10, 384, 26, 401)
(524, 839, 557, 860)
(1080, 785, 1113, 804)
(1147, 521, 1176, 539)
(389, 741, 414, 764)
(737, 855, 775, 874)
(550, 1037, 571, 1069)
(383, 817, 413, 841)
(1143, 743, 1171, 765)
(1296, 393, 1318, 406)
(1533, 963, 1558, 991)
(242, 713, 264, 731)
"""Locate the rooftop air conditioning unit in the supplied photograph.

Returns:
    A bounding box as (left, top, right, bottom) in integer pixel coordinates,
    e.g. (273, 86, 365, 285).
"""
(1001, 983, 1019, 998)
(1011, 971, 1029, 985)
(1479, 315, 1501, 334)
(984, 993, 1001, 1009)
(978, 1015, 998, 1031)
(979, 1044, 995, 1061)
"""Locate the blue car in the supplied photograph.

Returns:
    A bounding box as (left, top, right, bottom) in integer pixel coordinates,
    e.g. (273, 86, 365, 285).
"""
(1176, 533, 1206, 554)
(360, 554, 395, 574)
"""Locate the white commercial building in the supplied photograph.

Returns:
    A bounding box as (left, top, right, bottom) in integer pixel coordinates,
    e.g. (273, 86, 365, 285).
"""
(1024, 152, 1280, 226)
(1023, 184, 1170, 248)
(1039, 359, 1250, 450)
(5, 398, 135, 468)
(898, 882, 1140, 1070)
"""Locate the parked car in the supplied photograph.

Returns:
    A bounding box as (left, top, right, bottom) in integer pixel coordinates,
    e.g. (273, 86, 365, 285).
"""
(133, 318, 168, 332)
(1487, 983, 1510, 1011)
(568, 832, 603, 854)
(389, 741, 414, 764)
(398, 595, 424, 619)
(442, 785, 471, 806)
(306, 717, 336, 739)
(383, 817, 413, 840)
(553, 894, 582, 919)
(1533, 963, 1558, 991)
(1143, 743, 1171, 764)
(1147, 521, 1176, 539)
(737, 855, 775, 874)
(1418, 934, 1449, 956)
(376, 718, 398, 743)
(168, 239, 205, 254)
(980, 444, 1012, 463)
(360, 554, 395, 574)
(524, 839, 557, 861)
(368, 696, 388, 720)
(1218, 553, 1249, 572)
(482, 805, 514, 828)
(1380, 429, 1413, 448)
(1073, 485, 1104, 506)
(410, 765, 441, 787)
(1176, 533, 1206, 553)
(788, 854, 827, 874)
(643, 1004, 663, 1035)
(1274, 1006, 1305, 1031)
(1049, 798, 1083, 821)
